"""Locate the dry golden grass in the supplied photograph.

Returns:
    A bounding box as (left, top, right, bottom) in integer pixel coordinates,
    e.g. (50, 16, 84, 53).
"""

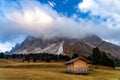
(0, 59, 120, 80)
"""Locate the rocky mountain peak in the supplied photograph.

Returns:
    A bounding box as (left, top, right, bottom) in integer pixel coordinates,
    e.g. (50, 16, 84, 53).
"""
(82, 35, 102, 46)
(7, 35, 120, 59)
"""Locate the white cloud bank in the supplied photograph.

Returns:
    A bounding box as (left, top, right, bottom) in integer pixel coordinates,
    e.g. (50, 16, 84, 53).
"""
(78, 0, 120, 45)
(0, 42, 13, 52)
(0, 0, 120, 52)
(0, 0, 99, 40)
(78, 0, 120, 29)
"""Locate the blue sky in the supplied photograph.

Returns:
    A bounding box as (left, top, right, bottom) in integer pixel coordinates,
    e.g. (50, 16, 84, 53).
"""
(0, 0, 120, 52)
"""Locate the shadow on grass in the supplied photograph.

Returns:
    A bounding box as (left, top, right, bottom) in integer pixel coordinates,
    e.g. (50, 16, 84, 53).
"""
(60, 70, 90, 76)
(0, 64, 66, 68)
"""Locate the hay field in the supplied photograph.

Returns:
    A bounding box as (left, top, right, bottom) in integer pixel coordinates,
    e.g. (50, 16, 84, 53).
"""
(0, 59, 120, 80)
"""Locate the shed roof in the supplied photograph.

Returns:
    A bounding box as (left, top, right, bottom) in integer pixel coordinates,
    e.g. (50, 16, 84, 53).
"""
(65, 57, 91, 65)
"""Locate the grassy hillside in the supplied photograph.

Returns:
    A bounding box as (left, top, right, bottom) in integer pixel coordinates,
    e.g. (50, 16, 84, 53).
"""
(0, 59, 120, 80)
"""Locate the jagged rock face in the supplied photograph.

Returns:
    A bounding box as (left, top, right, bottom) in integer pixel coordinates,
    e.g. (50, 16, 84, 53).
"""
(8, 35, 120, 58)
(9, 43, 20, 53)
(10, 36, 64, 54)
(63, 40, 94, 57)
(82, 35, 103, 46)
(18, 36, 63, 50)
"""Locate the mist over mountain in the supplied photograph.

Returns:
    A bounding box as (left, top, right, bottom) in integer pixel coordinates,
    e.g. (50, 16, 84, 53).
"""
(1, 0, 120, 53)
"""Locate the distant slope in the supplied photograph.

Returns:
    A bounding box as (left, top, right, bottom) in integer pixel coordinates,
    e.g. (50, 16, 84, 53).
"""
(98, 41, 120, 58)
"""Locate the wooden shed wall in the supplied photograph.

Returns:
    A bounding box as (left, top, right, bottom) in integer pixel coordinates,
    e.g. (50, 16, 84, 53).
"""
(66, 63, 73, 73)
(66, 59, 89, 74)
(73, 59, 89, 74)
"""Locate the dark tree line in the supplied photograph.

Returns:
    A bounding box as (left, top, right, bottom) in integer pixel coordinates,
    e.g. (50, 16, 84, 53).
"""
(0, 53, 71, 62)
(0, 52, 5, 58)
(87, 47, 115, 68)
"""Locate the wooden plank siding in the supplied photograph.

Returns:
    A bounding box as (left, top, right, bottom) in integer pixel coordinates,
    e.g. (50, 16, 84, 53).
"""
(73, 59, 89, 74)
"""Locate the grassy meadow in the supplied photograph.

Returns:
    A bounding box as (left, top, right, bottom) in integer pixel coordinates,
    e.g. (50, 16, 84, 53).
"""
(0, 59, 120, 80)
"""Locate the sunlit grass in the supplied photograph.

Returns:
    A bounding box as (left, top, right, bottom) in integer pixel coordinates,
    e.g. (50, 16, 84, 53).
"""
(0, 59, 120, 80)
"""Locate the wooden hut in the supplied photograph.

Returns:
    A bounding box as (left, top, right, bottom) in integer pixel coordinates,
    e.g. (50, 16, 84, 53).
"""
(65, 57, 91, 74)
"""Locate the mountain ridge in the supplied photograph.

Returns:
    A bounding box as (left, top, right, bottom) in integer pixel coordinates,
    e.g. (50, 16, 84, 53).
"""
(8, 35, 120, 59)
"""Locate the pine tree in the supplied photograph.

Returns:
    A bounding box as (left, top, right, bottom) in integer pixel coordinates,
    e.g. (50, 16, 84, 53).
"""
(72, 53, 79, 59)
(92, 47, 102, 65)
(102, 52, 115, 68)
(0, 52, 5, 58)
